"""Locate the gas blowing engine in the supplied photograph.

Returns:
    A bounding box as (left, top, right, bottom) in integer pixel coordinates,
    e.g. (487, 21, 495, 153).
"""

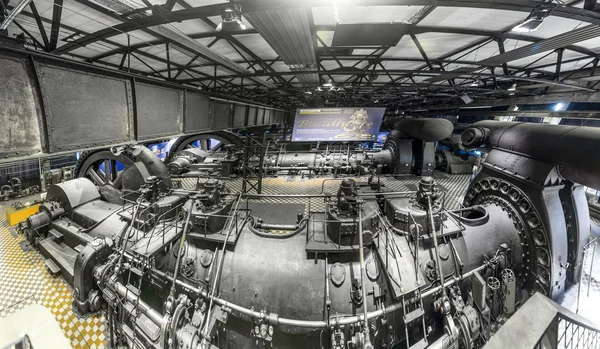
(18, 120, 593, 349)
(163, 118, 454, 178)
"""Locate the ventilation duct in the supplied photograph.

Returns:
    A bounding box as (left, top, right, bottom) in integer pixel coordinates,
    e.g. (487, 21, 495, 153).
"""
(245, 8, 319, 84)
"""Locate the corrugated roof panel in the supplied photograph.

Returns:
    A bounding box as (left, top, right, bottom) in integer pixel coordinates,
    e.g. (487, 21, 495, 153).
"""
(381, 60, 423, 70)
(235, 34, 278, 59)
(415, 32, 485, 59)
(418, 7, 528, 31)
(382, 36, 422, 59)
(110, 30, 158, 46)
(523, 16, 584, 39)
(167, 19, 215, 34)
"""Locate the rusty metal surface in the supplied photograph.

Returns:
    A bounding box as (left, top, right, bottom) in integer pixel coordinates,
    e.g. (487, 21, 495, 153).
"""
(213, 101, 232, 130)
(135, 83, 183, 139)
(38, 65, 131, 152)
(184, 91, 211, 133)
(0, 57, 42, 158)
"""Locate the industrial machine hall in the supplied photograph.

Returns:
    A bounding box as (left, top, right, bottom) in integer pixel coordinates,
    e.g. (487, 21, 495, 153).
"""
(4, 1, 600, 349)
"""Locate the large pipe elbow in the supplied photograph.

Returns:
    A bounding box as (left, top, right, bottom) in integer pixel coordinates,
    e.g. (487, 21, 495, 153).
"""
(382, 118, 454, 142)
(461, 121, 600, 189)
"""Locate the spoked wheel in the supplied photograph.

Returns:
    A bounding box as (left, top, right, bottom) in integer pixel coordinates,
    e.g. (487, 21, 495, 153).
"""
(165, 131, 243, 163)
(74, 148, 137, 203)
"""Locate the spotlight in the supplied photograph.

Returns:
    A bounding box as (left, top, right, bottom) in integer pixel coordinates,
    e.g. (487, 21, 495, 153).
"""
(470, 78, 481, 87)
(323, 79, 333, 88)
(512, 4, 554, 32)
(216, 4, 247, 31)
(507, 82, 517, 91)
(554, 102, 565, 111)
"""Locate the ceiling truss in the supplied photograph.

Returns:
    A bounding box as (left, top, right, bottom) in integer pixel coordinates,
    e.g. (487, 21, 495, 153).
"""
(3, 0, 600, 113)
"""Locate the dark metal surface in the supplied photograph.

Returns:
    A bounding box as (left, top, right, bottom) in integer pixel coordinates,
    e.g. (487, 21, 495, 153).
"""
(0, 49, 287, 163)
(233, 104, 247, 127)
(37, 64, 131, 152)
(213, 101, 232, 130)
(0, 57, 42, 158)
(462, 121, 598, 300)
(16, 138, 589, 349)
(382, 118, 454, 142)
(184, 92, 212, 133)
(462, 121, 600, 189)
(135, 83, 183, 139)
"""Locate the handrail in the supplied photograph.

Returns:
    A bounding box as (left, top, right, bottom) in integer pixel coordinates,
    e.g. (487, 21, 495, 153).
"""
(483, 292, 600, 349)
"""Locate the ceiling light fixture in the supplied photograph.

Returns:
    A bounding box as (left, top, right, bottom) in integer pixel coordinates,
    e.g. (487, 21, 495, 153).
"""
(507, 82, 517, 91)
(512, 4, 554, 32)
(470, 78, 481, 87)
(216, 4, 247, 31)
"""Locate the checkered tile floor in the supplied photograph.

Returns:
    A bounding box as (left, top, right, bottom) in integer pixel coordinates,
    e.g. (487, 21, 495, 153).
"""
(0, 194, 106, 349)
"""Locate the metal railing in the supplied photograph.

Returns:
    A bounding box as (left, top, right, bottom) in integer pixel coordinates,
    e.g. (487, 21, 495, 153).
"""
(483, 293, 600, 349)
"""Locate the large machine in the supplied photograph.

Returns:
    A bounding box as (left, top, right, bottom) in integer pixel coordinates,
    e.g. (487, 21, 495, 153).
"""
(159, 118, 454, 179)
(17, 120, 594, 349)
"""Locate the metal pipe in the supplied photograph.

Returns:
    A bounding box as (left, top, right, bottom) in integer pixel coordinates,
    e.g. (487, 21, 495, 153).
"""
(256, 222, 298, 230)
(421, 264, 487, 298)
(202, 195, 243, 339)
(107, 277, 163, 326)
(149, 262, 487, 330)
(325, 254, 331, 312)
(170, 200, 196, 297)
(356, 191, 416, 197)
(577, 246, 586, 314)
(243, 193, 331, 198)
(587, 242, 597, 297)
(381, 118, 454, 142)
(357, 201, 372, 348)
(428, 195, 446, 297)
(0, 0, 33, 30)
(461, 121, 600, 190)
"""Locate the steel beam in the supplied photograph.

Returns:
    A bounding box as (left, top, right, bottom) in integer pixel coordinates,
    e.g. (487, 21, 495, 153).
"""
(49, 0, 63, 50)
(28, 2, 49, 50)
(51, 0, 600, 57)
(411, 33, 433, 70)
(0, 0, 33, 30)
(408, 109, 600, 119)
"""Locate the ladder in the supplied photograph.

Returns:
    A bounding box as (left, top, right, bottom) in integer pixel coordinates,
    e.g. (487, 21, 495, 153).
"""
(402, 288, 428, 349)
